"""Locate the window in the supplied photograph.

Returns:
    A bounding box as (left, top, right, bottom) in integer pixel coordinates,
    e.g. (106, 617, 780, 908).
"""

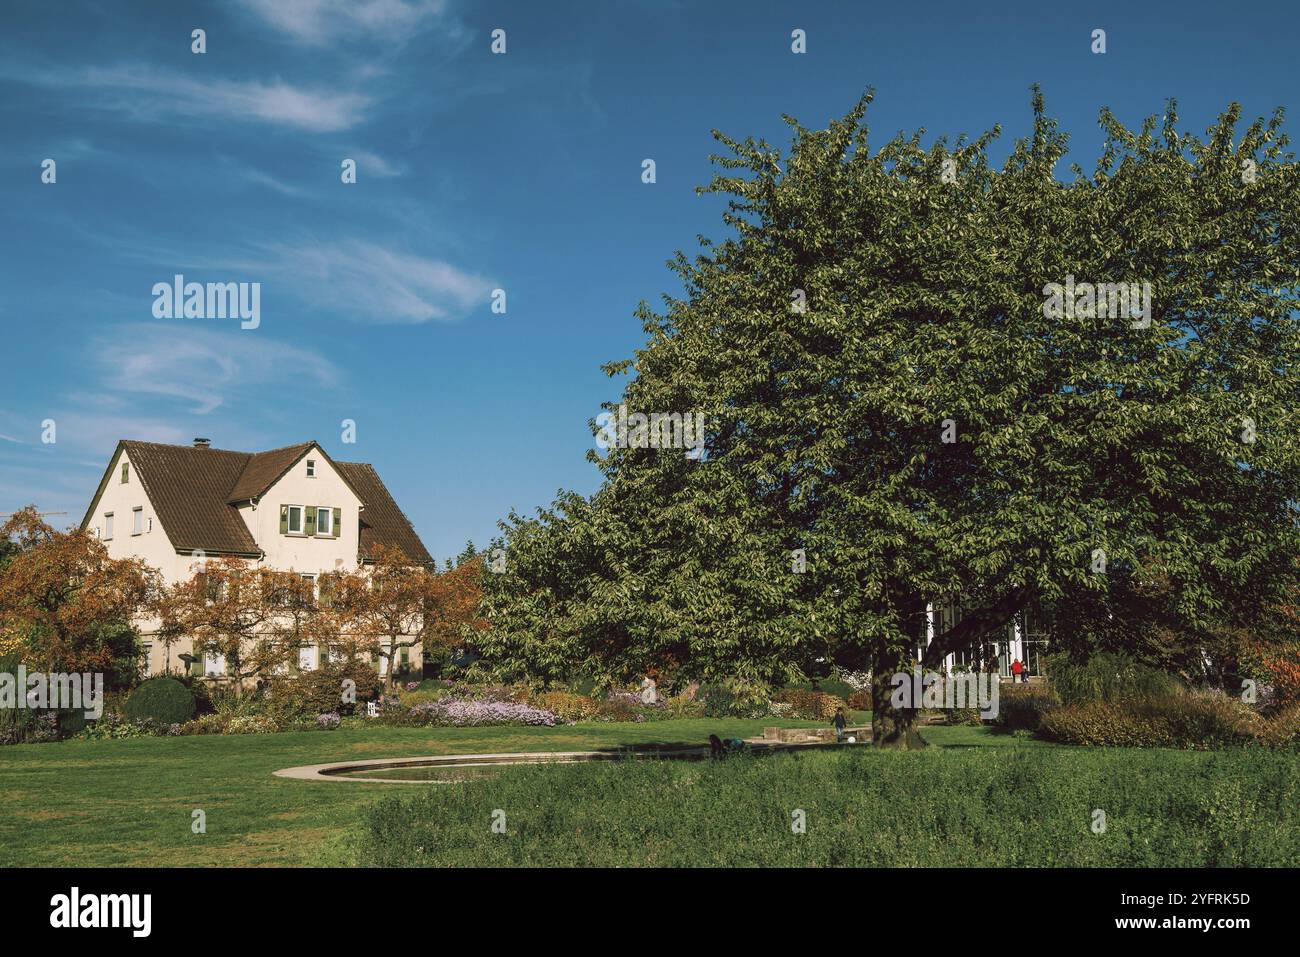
(147, 517, 153, 533)
(316, 506, 332, 536)
(204, 652, 227, 677)
(103, 513, 114, 540)
(287, 505, 303, 533)
(298, 646, 315, 671)
(121, 462, 129, 484)
(132, 507, 143, 535)
(141, 643, 152, 677)
(306, 460, 316, 477)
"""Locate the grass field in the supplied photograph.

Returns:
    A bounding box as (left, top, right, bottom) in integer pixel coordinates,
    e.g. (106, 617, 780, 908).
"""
(357, 745, 1300, 867)
(6, 717, 1290, 867)
(0, 716, 856, 866)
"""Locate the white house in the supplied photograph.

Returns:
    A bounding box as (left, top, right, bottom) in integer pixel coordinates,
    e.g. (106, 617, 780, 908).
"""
(81, 438, 433, 679)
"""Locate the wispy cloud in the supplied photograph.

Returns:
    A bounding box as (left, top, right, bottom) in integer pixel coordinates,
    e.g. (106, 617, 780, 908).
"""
(92, 324, 340, 414)
(354, 150, 404, 178)
(11, 63, 372, 132)
(238, 0, 453, 46)
(253, 239, 495, 323)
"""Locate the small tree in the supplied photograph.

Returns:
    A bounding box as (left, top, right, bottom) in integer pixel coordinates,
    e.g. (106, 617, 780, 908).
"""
(157, 558, 296, 694)
(334, 545, 437, 686)
(0, 506, 153, 683)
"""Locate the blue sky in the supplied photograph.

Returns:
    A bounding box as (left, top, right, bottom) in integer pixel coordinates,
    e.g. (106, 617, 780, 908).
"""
(1, 0, 1297, 562)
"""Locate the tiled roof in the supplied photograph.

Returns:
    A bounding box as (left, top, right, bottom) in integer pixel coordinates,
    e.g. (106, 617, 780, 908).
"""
(226, 442, 315, 503)
(334, 461, 433, 566)
(81, 440, 431, 563)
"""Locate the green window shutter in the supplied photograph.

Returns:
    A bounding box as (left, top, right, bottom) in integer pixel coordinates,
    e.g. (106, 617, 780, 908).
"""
(279, 506, 288, 535)
(333, 508, 342, 539)
(305, 506, 317, 536)
(190, 654, 203, 677)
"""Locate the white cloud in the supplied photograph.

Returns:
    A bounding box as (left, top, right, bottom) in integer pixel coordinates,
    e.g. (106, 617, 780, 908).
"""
(92, 325, 340, 414)
(13, 63, 371, 132)
(239, 0, 451, 45)
(354, 150, 404, 178)
(256, 240, 495, 323)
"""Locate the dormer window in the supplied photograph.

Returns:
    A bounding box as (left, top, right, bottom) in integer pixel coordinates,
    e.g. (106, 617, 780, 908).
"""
(306, 460, 316, 478)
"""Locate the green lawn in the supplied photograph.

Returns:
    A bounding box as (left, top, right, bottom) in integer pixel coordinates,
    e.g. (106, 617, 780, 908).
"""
(5, 716, 1226, 868)
(0, 716, 881, 867)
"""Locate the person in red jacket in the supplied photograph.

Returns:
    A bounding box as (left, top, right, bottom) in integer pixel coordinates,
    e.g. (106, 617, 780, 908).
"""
(1011, 658, 1024, 682)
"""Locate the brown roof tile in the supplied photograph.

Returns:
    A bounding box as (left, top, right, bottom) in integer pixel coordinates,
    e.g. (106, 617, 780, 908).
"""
(81, 440, 431, 563)
(335, 461, 433, 566)
(227, 442, 315, 503)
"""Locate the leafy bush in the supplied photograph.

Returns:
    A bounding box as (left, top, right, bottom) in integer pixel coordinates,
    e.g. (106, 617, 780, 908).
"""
(1039, 692, 1264, 749)
(773, 688, 848, 720)
(527, 690, 599, 722)
(698, 680, 770, 718)
(268, 662, 383, 717)
(994, 683, 1060, 732)
(1045, 652, 1183, 705)
(847, 690, 872, 711)
(124, 677, 195, 725)
(225, 714, 280, 734)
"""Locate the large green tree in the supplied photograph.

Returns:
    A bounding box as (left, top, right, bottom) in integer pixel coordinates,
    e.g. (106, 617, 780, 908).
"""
(479, 91, 1300, 747)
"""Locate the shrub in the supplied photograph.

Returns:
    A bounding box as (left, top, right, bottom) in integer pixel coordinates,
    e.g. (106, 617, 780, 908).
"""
(225, 714, 280, 734)
(773, 688, 847, 720)
(699, 680, 770, 718)
(994, 683, 1060, 732)
(124, 677, 196, 725)
(268, 662, 383, 717)
(1039, 693, 1263, 749)
(179, 713, 229, 735)
(1045, 652, 1183, 705)
(527, 690, 599, 723)
(847, 690, 872, 711)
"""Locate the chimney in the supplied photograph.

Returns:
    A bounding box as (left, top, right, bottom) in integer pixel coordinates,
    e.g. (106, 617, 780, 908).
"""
(193, 438, 211, 449)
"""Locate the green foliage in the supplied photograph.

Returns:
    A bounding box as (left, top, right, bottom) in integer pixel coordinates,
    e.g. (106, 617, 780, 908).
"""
(772, 688, 848, 720)
(123, 677, 195, 726)
(268, 662, 384, 718)
(476, 91, 1300, 723)
(1045, 652, 1184, 705)
(354, 747, 1300, 866)
(698, 680, 771, 718)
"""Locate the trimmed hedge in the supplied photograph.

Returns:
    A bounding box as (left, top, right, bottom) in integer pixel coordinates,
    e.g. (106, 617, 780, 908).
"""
(124, 677, 195, 725)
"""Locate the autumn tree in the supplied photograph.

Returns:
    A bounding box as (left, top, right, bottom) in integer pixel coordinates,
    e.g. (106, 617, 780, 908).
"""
(326, 545, 437, 686)
(156, 558, 297, 694)
(0, 506, 153, 685)
(479, 91, 1300, 747)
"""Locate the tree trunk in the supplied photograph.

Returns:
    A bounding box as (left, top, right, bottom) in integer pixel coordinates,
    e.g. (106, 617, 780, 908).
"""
(870, 646, 927, 750)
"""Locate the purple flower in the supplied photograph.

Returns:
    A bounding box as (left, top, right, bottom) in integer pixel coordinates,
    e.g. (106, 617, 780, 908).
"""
(408, 697, 556, 727)
(316, 712, 341, 730)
